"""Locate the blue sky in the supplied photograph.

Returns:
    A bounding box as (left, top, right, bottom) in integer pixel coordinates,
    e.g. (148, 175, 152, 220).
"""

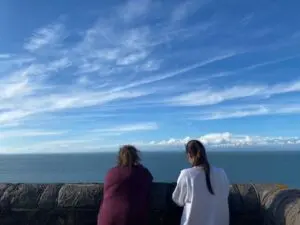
(1, 0, 300, 153)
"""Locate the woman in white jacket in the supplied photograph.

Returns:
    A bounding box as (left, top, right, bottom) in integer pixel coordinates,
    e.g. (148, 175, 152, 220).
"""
(172, 140, 230, 225)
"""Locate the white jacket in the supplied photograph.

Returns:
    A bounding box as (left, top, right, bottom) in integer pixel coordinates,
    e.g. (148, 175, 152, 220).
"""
(172, 166, 230, 225)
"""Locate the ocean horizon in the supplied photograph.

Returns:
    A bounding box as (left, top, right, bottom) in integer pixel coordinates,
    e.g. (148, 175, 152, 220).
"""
(0, 149, 299, 188)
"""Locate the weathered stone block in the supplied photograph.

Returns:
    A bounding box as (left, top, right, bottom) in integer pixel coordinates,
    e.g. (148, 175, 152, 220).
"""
(57, 184, 103, 208)
(39, 184, 62, 209)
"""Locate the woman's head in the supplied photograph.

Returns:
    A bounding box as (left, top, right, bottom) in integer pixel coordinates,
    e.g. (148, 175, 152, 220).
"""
(185, 140, 214, 195)
(185, 140, 208, 166)
(117, 145, 141, 167)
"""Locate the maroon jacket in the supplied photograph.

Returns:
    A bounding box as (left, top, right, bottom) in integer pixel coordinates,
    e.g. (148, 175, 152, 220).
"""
(97, 164, 153, 225)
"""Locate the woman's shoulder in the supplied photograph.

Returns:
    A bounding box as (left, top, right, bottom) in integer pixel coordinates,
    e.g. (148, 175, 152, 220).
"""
(211, 166, 227, 174)
(211, 166, 229, 181)
(178, 168, 193, 178)
(135, 163, 148, 170)
(137, 164, 153, 178)
(107, 165, 119, 172)
(105, 166, 119, 177)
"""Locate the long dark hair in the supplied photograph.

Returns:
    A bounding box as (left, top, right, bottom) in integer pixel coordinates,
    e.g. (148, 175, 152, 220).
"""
(185, 140, 214, 195)
(117, 145, 141, 167)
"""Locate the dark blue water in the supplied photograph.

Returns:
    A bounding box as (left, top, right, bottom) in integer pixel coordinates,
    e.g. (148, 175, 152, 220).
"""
(0, 150, 299, 188)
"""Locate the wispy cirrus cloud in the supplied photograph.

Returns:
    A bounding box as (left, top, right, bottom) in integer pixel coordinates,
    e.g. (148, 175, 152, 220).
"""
(92, 122, 158, 133)
(170, 0, 210, 22)
(0, 129, 66, 139)
(0, 59, 150, 126)
(119, 0, 152, 23)
(0, 6, 238, 128)
(0, 122, 158, 153)
(24, 23, 65, 52)
(0, 88, 149, 125)
(1, 0, 300, 153)
(167, 79, 300, 106)
(112, 52, 238, 91)
(74, 22, 157, 75)
(0, 54, 11, 59)
(192, 104, 300, 120)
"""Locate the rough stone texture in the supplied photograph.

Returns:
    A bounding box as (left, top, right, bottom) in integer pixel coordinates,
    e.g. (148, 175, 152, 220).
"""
(0, 183, 297, 225)
(57, 184, 103, 209)
(262, 188, 300, 225)
(39, 184, 63, 209)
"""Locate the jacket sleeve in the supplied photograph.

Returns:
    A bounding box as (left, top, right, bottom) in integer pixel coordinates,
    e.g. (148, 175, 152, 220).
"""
(145, 167, 154, 182)
(103, 168, 116, 195)
(172, 170, 188, 207)
(221, 169, 230, 198)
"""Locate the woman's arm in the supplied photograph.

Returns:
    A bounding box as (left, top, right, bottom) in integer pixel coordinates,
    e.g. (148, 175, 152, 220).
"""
(220, 168, 230, 198)
(98, 168, 114, 218)
(147, 168, 154, 182)
(103, 168, 114, 193)
(140, 164, 153, 182)
(172, 170, 188, 207)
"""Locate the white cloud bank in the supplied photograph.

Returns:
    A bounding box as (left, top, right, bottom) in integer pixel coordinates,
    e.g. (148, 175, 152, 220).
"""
(138, 132, 300, 148)
(2, 132, 299, 154)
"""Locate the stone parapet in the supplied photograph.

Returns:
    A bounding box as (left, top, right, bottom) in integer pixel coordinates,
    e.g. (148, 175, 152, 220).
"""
(0, 183, 298, 225)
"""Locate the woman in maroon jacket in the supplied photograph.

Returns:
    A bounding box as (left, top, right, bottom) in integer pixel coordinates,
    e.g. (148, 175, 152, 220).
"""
(97, 145, 153, 225)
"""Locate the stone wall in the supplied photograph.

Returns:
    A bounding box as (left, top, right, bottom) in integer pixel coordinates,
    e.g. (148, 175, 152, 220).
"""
(0, 183, 298, 225)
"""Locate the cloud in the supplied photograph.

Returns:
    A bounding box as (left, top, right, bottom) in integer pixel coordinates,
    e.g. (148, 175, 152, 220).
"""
(24, 23, 65, 52)
(1, 138, 109, 154)
(2, 1, 300, 153)
(0, 129, 66, 139)
(119, 0, 151, 23)
(0, 56, 35, 70)
(72, 23, 158, 77)
(0, 54, 11, 59)
(140, 132, 300, 147)
(0, 123, 158, 153)
(168, 85, 264, 106)
(92, 122, 158, 133)
(0, 110, 32, 124)
(167, 79, 300, 106)
(5, 13, 190, 128)
(116, 51, 148, 65)
(137, 60, 162, 72)
(212, 54, 300, 80)
(112, 52, 238, 91)
(0, 58, 151, 125)
(3, 131, 299, 154)
(0, 89, 149, 125)
(170, 0, 209, 22)
(72, 8, 216, 77)
(46, 57, 71, 71)
(244, 55, 300, 71)
(1, 78, 32, 100)
(198, 106, 269, 120)
(193, 104, 300, 120)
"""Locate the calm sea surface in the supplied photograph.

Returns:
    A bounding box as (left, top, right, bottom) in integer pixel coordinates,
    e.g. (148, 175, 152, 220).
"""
(0, 150, 299, 188)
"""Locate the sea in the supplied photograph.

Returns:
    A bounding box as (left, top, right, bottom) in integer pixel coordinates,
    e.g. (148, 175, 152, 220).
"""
(0, 149, 299, 188)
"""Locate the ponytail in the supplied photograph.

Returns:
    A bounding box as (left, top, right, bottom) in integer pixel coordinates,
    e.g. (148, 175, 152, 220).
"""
(186, 140, 214, 195)
(203, 162, 214, 195)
